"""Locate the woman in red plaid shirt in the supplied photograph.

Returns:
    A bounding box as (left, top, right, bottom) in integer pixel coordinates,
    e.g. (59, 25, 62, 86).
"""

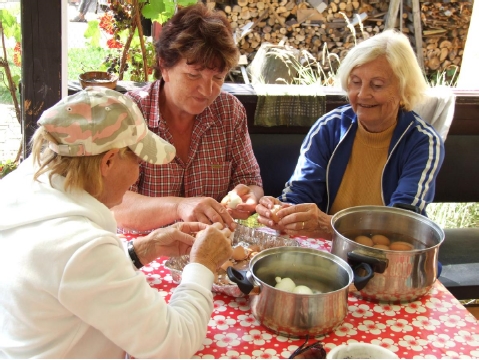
(112, 4, 263, 234)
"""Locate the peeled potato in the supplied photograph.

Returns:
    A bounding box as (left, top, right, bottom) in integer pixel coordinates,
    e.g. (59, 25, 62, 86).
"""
(293, 285, 314, 294)
(373, 244, 390, 250)
(227, 192, 243, 209)
(355, 235, 374, 247)
(275, 277, 296, 292)
(372, 234, 390, 246)
(390, 241, 414, 251)
(270, 204, 282, 223)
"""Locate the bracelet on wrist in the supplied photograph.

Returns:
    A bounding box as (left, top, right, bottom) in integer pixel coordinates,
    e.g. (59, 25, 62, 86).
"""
(128, 240, 144, 269)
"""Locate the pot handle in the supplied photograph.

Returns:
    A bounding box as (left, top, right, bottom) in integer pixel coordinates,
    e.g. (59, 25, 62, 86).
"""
(227, 267, 254, 295)
(352, 263, 374, 291)
(347, 252, 388, 274)
(393, 203, 420, 214)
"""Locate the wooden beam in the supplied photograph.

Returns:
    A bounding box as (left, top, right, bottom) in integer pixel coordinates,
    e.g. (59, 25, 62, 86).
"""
(411, 0, 424, 72)
(21, 0, 63, 158)
(384, 0, 401, 29)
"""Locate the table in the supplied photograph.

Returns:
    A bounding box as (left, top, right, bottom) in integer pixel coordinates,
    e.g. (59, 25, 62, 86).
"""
(121, 232, 479, 359)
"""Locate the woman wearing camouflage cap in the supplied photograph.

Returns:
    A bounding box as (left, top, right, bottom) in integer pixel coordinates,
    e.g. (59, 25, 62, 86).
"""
(112, 3, 264, 234)
(0, 87, 233, 358)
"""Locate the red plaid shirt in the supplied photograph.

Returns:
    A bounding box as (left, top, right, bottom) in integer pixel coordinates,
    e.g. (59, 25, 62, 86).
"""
(126, 81, 262, 202)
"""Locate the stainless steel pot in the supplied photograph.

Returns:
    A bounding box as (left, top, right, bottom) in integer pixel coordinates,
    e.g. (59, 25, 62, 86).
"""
(331, 205, 445, 302)
(227, 247, 353, 337)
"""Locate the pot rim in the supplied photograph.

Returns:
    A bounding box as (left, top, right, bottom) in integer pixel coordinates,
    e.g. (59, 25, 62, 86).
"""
(331, 205, 445, 252)
(248, 246, 354, 296)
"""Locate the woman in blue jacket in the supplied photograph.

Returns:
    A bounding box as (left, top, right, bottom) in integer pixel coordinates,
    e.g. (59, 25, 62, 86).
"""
(256, 29, 444, 239)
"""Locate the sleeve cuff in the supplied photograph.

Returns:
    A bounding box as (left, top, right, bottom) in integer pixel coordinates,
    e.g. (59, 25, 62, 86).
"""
(182, 262, 215, 289)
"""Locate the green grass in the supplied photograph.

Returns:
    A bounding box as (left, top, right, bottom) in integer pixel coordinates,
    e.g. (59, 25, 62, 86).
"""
(67, 47, 117, 81)
(428, 202, 479, 228)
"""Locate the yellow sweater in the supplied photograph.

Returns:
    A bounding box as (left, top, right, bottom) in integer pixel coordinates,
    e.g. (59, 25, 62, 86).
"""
(330, 121, 395, 214)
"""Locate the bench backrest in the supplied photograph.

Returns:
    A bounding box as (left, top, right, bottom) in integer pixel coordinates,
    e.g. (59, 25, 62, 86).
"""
(250, 133, 479, 203)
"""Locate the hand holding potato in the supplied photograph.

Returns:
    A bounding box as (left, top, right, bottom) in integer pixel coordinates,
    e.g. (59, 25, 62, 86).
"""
(189, 223, 233, 274)
(255, 196, 290, 229)
(220, 184, 261, 220)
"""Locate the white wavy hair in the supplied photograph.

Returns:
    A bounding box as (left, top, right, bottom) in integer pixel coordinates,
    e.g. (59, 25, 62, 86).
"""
(336, 29, 428, 111)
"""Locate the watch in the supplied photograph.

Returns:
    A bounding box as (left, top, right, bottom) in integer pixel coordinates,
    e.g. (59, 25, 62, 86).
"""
(128, 241, 144, 269)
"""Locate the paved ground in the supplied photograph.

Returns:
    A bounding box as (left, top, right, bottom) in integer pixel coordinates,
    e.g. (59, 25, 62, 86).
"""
(0, 3, 103, 164)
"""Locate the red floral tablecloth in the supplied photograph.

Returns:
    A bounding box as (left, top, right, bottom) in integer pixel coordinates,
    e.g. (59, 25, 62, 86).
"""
(121, 233, 479, 359)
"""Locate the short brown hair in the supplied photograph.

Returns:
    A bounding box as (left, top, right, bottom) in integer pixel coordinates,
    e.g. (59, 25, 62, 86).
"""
(153, 3, 239, 79)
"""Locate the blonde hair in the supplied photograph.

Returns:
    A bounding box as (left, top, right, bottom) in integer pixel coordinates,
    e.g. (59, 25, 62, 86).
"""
(337, 29, 428, 111)
(29, 126, 129, 198)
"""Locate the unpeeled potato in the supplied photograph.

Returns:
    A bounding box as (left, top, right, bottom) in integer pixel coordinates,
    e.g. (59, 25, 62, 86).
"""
(231, 246, 249, 261)
(372, 234, 391, 246)
(390, 241, 414, 251)
(355, 235, 374, 247)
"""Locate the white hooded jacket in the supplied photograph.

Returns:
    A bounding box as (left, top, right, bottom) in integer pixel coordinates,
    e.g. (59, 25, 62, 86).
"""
(0, 157, 214, 358)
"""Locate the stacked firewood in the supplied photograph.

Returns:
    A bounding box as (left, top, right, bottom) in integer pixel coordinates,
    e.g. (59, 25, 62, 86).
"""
(410, 0, 472, 74)
(208, 0, 472, 77)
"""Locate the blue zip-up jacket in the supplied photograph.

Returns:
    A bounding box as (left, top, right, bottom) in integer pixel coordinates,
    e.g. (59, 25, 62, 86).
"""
(280, 105, 445, 216)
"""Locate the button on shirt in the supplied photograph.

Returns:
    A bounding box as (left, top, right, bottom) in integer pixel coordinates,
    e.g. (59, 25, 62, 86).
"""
(126, 80, 262, 202)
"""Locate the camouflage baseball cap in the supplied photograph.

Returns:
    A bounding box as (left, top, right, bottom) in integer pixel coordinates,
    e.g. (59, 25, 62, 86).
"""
(37, 87, 176, 164)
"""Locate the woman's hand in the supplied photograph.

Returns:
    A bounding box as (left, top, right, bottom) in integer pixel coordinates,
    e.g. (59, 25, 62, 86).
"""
(189, 222, 233, 274)
(277, 203, 334, 239)
(255, 196, 290, 230)
(221, 184, 260, 220)
(133, 222, 209, 264)
(177, 197, 236, 230)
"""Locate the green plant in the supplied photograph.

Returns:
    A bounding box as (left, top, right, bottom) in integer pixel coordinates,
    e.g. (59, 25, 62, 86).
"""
(0, 8, 21, 108)
(84, 0, 196, 82)
(0, 159, 17, 179)
(427, 66, 459, 87)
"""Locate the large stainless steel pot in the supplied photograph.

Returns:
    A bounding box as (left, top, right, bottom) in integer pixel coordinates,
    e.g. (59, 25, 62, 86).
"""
(227, 247, 353, 337)
(331, 205, 444, 302)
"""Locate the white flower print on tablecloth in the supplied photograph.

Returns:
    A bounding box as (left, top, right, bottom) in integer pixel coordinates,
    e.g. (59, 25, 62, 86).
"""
(154, 289, 169, 298)
(370, 338, 399, 352)
(219, 350, 252, 359)
(237, 313, 260, 327)
(209, 315, 237, 330)
(386, 319, 413, 333)
(145, 273, 162, 285)
(251, 348, 279, 359)
(398, 334, 429, 351)
(213, 299, 228, 313)
(242, 329, 273, 346)
(357, 319, 387, 335)
(349, 303, 374, 318)
(195, 337, 214, 352)
(192, 354, 215, 359)
(411, 315, 441, 331)
(214, 332, 241, 347)
(333, 322, 358, 336)
(228, 297, 250, 311)
(439, 313, 467, 328)
(427, 333, 456, 349)
(373, 303, 401, 316)
(403, 300, 427, 314)
(425, 297, 455, 312)
(454, 330, 479, 347)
